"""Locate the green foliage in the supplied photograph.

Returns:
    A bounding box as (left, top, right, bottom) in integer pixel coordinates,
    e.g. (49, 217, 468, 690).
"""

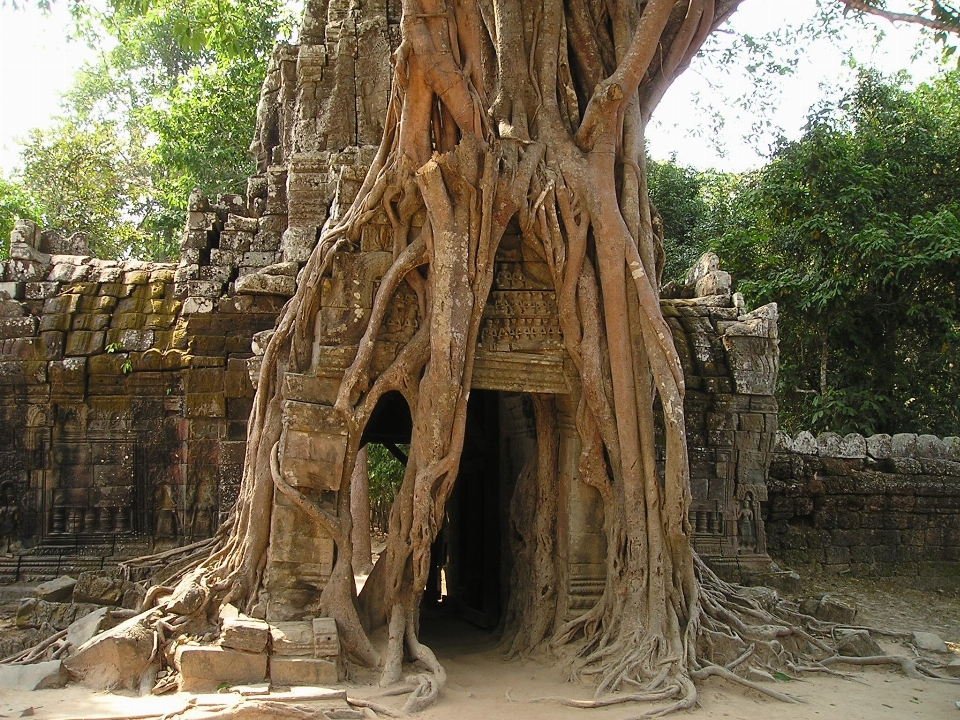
(648, 158, 735, 284)
(713, 68, 960, 436)
(6, 0, 291, 260)
(0, 177, 41, 260)
(366, 444, 407, 532)
(17, 119, 156, 259)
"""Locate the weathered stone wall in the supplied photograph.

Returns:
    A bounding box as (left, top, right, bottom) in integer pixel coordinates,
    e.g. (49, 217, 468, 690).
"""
(765, 430, 960, 586)
(0, 220, 285, 582)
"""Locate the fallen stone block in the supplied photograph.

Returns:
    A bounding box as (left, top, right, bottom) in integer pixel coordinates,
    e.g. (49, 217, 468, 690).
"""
(269, 657, 339, 686)
(34, 576, 77, 602)
(0, 660, 67, 690)
(175, 644, 267, 692)
(15, 599, 99, 630)
(63, 607, 162, 691)
(946, 658, 960, 678)
(835, 629, 883, 658)
(73, 572, 128, 606)
(221, 617, 270, 654)
(64, 606, 136, 655)
(912, 631, 947, 653)
(798, 594, 857, 624)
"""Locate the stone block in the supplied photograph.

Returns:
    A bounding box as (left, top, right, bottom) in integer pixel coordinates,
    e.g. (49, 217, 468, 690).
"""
(0, 659, 67, 690)
(185, 392, 226, 418)
(312, 617, 339, 657)
(15, 599, 99, 630)
(48, 262, 91, 283)
(25, 281, 59, 300)
(912, 631, 947, 652)
(269, 657, 338, 686)
(73, 572, 129, 606)
(0, 280, 24, 300)
(65, 330, 105, 356)
(65, 606, 133, 651)
(799, 594, 857, 624)
(176, 645, 267, 692)
(866, 433, 892, 459)
(0, 315, 38, 339)
(916, 434, 946, 459)
(182, 296, 214, 314)
(891, 433, 918, 457)
(221, 617, 270, 654)
(269, 621, 314, 657)
(188, 279, 224, 298)
(6, 258, 48, 282)
(793, 431, 816, 455)
(34, 575, 77, 602)
(235, 272, 296, 296)
(65, 608, 161, 690)
(835, 629, 882, 657)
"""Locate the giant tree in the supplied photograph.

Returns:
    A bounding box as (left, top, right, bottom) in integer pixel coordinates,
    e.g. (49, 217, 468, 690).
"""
(52, 0, 960, 715)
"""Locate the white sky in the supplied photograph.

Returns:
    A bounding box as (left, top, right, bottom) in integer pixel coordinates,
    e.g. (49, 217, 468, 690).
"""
(0, 0, 947, 177)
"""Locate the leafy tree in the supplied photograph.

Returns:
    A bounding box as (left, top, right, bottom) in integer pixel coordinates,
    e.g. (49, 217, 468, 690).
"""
(0, 177, 41, 260)
(715, 68, 960, 436)
(6, 0, 291, 259)
(648, 158, 735, 284)
(17, 119, 155, 258)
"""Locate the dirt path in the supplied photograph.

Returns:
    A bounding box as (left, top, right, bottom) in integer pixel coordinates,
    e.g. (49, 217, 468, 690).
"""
(1, 571, 958, 720)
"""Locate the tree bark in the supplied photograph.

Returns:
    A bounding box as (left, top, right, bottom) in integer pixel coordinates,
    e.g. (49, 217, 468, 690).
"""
(350, 447, 374, 575)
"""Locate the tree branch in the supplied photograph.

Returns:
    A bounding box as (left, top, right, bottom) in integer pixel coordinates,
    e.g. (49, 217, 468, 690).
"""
(838, 0, 960, 35)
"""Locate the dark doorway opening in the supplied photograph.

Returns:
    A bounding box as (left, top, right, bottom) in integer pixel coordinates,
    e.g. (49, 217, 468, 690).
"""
(424, 389, 502, 631)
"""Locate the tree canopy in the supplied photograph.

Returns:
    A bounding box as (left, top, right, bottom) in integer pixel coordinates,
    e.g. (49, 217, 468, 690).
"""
(0, 0, 292, 260)
(712, 67, 960, 436)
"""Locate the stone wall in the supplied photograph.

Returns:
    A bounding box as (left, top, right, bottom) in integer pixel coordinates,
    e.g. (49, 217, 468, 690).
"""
(0, 220, 286, 581)
(765, 430, 960, 586)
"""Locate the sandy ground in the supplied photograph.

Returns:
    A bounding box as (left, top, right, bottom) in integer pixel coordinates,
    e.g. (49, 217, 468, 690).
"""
(1, 569, 959, 720)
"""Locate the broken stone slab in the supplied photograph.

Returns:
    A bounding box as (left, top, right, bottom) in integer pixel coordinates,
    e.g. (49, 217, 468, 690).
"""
(175, 644, 268, 692)
(694, 270, 731, 298)
(221, 617, 270, 654)
(911, 631, 947, 653)
(816, 432, 843, 457)
(269, 656, 339, 686)
(915, 434, 946, 460)
(65, 606, 137, 655)
(10, 218, 40, 248)
(34, 576, 77, 602)
(270, 621, 314, 657)
(685, 252, 720, 287)
(72, 572, 134, 606)
(835, 629, 883, 658)
(15, 598, 99, 630)
(798, 594, 857, 624)
(0, 659, 67, 691)
(9, 241, 51, 266)
(63, 607, 162, 691)
(837, 433, 867, 459)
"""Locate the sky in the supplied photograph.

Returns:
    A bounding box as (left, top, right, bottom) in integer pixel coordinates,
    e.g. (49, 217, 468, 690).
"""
(0, 0, 948, 177)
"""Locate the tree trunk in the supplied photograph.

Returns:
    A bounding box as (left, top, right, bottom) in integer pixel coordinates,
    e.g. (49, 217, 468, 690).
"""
(110, 1, 843, 714)
(350, 447, 374, 575)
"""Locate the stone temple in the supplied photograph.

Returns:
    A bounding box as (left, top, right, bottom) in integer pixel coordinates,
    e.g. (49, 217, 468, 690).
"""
(0, 1, 782, 625)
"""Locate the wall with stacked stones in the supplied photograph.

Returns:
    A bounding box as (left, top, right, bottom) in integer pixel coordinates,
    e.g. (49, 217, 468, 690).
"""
(0, 218, 286, 581)
(765, 430, 960, 586)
